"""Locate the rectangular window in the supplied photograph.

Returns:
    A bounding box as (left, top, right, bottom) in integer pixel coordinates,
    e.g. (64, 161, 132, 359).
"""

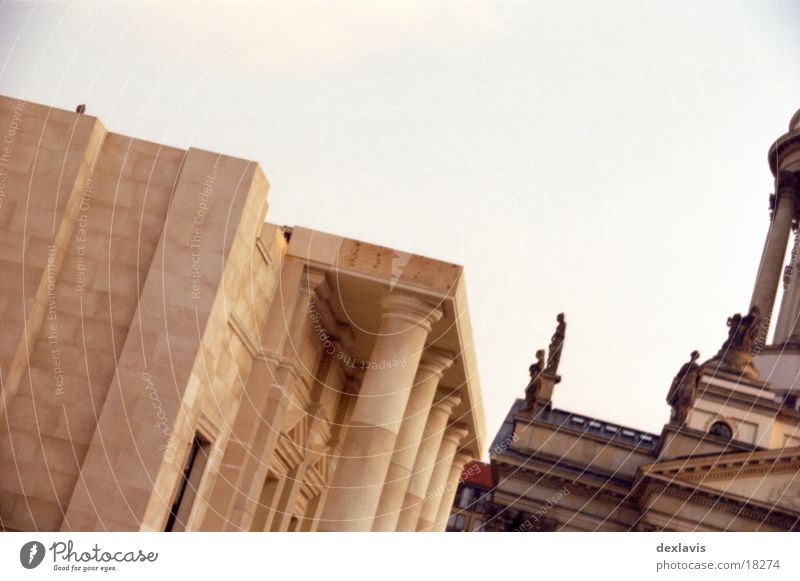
(446, 513, 466, 532)
(165, 433, 211, 532)
(457, 486, 475, 509)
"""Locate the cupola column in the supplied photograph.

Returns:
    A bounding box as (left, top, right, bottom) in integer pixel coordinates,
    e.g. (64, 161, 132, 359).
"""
(750, 178, 797, 333)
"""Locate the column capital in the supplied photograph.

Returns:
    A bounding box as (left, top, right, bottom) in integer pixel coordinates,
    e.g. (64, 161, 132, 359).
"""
(775, 170, 800, 204)
(442, 423, 470, 448)
(416, 348, 455, 381)
(431, 390, 462, 416)
(379, 293, 443, 333)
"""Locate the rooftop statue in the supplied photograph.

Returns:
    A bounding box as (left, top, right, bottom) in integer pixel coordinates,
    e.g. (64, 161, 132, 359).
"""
(525, 349, 546, 405)
(704, 305, 763, 381)
(667, 350, 700, 426)
(529, 348, 545, 380)
(721, 305, 762, 355)
(545, 313, 566, 374)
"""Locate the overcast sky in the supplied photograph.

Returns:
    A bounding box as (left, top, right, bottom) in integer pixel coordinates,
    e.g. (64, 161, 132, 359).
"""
(1, 0, 799, 444)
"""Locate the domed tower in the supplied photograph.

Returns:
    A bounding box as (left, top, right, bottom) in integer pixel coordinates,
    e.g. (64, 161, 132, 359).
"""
(752, 110, 800, 396)
(661, 109, 800, 456)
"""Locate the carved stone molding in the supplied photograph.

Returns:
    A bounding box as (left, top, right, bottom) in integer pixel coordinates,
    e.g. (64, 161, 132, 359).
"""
(769, 133, 800, 176)
(494, 460, 633, 507)
(642, 479, 799, 530)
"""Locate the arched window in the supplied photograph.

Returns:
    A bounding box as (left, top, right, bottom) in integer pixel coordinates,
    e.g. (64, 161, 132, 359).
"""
(708, 420, 733, 440)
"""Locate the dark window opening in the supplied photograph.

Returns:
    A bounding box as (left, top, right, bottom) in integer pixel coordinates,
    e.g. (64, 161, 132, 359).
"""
(165, 433, 211, 532)
(446, 513, 466, 532)
(709, 421, 733, 441)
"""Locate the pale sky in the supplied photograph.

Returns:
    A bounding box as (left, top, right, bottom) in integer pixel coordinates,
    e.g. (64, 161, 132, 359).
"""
(2, 0, 799, 444)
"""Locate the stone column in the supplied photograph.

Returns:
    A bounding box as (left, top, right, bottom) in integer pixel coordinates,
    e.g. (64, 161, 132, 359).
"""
(416, 424, 469, 531)
(319, 293, 442, 531)
(432, 451, 472, 532)
(395, 391, 461, 531)
(372, 349, 454, 531)
(751, 188, 796, 328)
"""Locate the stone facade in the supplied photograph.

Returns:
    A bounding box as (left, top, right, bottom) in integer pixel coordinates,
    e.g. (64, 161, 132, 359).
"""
(0, 95, 485, 532)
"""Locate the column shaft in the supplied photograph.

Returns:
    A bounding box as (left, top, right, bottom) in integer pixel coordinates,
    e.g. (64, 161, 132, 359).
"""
(372, 350, 454, 531)
(395, 391, 461, 531)
(751, 192, 795, 328)
(416, 425, 469, 531)
(320, 294, 442, 531)
(432, 452, 472, 532)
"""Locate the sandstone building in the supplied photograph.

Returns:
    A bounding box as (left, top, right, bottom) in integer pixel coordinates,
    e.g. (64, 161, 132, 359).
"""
(447, 110, 800, 532)
(0, 95, 485, 532)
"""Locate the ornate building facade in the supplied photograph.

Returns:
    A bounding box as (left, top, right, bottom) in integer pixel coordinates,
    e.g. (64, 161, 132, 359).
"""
(0, 95, 485, 532)
(448, 110, 800, 532)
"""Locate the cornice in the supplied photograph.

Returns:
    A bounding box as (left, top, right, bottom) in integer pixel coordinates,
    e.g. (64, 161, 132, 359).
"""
(769, 133, 800, 176)
(642, 446, 800, 479)
(638, 478, 799, 530)
(498, 447, 634, 489)
(494, 455, 635, 507)
(697, 382, 780, 413)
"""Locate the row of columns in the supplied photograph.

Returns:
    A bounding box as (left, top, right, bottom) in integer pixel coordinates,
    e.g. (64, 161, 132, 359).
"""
(371, 351, 453, 530)
(320, 292, 474, 532)
(200, 267, 475, 532)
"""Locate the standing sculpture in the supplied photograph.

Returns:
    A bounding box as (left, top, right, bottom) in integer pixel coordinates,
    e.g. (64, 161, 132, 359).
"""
(545, 313, 566, 374)
(525, 349, 546, 405)
(705, 305, 763, 381)
(524, 313, 567, 411)
(667, 350, 700, 426)
(721, 306, 762, 354)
